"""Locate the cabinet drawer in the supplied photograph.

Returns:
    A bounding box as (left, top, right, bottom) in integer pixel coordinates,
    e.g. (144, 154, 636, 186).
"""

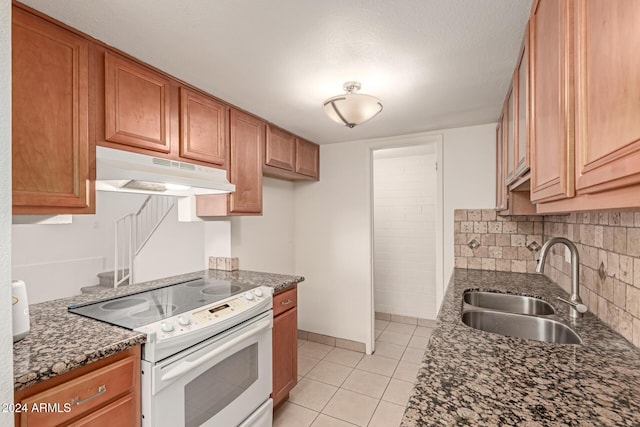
(273, 287, 297, 317)
(67, 393, 136, 427)
(18, 356, 137, 426)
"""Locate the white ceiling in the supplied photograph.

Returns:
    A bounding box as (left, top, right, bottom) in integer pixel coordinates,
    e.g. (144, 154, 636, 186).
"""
(21, 0, 532, 144)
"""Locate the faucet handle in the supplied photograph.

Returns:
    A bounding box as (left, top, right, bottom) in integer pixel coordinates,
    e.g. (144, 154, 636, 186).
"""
(557, 296, 587, 314)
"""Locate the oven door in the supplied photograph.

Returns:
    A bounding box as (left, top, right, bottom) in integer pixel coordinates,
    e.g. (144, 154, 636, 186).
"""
(142, 310, 273, 427)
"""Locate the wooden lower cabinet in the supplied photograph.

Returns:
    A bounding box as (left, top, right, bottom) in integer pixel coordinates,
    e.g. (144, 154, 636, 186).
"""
(67, 394, 135, 427)
(272, 287, 298, 409)
(14, 346, 141, 427)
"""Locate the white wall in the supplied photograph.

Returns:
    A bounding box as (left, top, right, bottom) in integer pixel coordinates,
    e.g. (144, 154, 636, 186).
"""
(295, 124, 495, 347)
(373, 147, 437, 319)
(12, 191, 227, 303)
(442, 123, 496, 279)
(204, 220, 232, 261)
(0, 0, 13, 423)
(11, 178, 294, 305)
(134, 203, 207, 283)
(295, 142, 371, 345)
(12, 192, 146, 303)
(231, 178, 295, 274)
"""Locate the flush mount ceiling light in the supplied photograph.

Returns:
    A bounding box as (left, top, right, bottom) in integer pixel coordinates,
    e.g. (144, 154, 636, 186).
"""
(322, 81, 383, 128)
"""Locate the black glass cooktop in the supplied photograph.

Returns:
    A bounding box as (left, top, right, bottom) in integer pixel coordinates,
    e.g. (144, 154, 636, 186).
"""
(68, 278, 256, 330)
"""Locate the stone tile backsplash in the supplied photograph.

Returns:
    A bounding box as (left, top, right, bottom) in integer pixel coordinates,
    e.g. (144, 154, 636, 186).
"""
(453, 209, 640, 348)
(543, 212, 640, 348)
(454, 209, 544, 273)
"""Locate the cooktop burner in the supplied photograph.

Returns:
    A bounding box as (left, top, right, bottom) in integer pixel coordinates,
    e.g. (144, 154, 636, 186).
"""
(101, 298, 147, 310)
(68, 277, 257, 330)
(201, 284, 242, 295)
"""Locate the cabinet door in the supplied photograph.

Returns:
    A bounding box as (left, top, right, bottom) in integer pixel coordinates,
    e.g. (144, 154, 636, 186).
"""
(505, 88, 516, 184)
(530, 0, 574, 203)
(295, 138, 320, 179)
(229, 109, 264, 214)
(272, 306, 297, 408)
(574, 0, 640, 194)
(265, 126, 295, 171)
(495, 118, 507, 210)
(515, 24, 530, 177)
(180, 87, 227, 166)
(12, 7, 93, 214)
(104, 51, 171, 153)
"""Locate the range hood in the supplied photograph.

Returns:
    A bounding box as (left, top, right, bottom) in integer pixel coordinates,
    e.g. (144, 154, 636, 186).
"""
(96, 146, 235, 197)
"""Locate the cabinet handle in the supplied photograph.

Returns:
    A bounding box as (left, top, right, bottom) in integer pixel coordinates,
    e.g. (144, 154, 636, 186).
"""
(281, 299, 293, 306)
(71, 385, 107, 406)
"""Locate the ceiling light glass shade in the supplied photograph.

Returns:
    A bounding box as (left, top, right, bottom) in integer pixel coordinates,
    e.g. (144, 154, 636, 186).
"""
(322, 82, 383, 128)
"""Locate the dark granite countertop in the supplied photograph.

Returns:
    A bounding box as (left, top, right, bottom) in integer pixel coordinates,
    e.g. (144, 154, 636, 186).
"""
(402, 268, 640, 426)
(13, 269, 303, 391)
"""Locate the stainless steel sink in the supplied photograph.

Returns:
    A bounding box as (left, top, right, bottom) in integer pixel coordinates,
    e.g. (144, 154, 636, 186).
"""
(463, 290, 555, 315)
(461, 310, 582, 344)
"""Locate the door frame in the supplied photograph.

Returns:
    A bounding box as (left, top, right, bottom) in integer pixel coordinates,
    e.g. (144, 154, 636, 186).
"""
(363, 132, 444, 354)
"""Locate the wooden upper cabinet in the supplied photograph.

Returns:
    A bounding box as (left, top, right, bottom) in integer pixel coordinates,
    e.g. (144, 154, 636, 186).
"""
(104, 51, 171, 153)
(496, 117, 507, 211)
(263, 127, 320, 181)
(12, 6, 94, 214)
(265, 126, 296, 171)
(515, 24, 530, 177)
(505, 88, 516, 184)
(180, 87, 227, 167)
(295, 138, 320, 179)
(229, 110, 264, 214)
(529, 0, 574, 203)
(573, 0, 640, 194)
(196, 109, 264, 216)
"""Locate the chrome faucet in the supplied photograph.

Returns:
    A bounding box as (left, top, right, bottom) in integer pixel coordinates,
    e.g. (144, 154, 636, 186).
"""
(536, 237, 587, 318)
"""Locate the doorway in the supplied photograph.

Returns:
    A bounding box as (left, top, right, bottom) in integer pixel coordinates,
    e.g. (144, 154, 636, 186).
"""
(366, 134, 443, 354)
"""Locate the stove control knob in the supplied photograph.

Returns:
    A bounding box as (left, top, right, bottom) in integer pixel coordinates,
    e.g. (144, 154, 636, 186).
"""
(253, 288, 263, 297)
(160, 321, 174, 333)
(244, 292, 255, 301)
(178, 316, 190, 326)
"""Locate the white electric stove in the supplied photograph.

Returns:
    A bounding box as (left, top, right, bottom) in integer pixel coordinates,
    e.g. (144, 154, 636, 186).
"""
(69, 277, 274, 427)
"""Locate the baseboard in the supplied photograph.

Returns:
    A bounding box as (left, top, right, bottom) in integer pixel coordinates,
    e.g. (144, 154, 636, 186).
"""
(297, 329, 366, 353)
(375, 311, 437, 328)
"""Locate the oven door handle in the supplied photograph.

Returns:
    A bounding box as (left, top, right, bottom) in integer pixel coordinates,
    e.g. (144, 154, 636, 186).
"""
(160, 317, 272, 382)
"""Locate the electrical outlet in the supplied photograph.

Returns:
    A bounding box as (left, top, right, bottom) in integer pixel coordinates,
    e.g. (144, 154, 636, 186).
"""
(564, 246, 571, 263)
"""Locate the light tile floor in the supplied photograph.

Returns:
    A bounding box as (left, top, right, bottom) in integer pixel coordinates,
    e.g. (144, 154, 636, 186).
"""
(274, 320, 435, 427)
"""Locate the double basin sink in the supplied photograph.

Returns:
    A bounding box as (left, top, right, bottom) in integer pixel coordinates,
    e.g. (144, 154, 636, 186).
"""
(461, 290, 582, 344)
